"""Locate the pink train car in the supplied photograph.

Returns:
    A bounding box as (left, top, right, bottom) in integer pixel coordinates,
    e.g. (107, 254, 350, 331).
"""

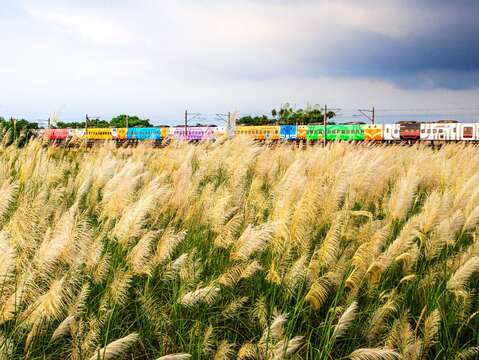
(173, 126, 216, 141)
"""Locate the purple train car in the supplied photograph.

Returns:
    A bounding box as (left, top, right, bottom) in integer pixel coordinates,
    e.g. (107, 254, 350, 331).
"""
(173, 126, 216, 141)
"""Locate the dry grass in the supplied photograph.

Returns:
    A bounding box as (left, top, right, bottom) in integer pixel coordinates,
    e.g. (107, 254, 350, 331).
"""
(0, 139, 478, 359)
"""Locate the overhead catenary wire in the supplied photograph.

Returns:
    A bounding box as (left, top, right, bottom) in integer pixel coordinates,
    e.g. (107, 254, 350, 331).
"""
(3, 106, 478, 128)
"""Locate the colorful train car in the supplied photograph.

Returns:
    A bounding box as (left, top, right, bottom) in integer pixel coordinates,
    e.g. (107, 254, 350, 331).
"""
(327, 124, 364, 141)
(364, 124, 384, 141)
(44, 128, 69, 141)
(399, 121, 420, 141)
(280, 125, 297, 140)
(86, 128, 113, 140)
(297, 125, 308, 141)
(235, 126, 280, 141)
(116, 128, 127, 141)
(420, 123, 458, 141)
(72, 128, 86, 140)
(213, 126, 226, 139)
(173, 126, 216, 141)
(127, 127, 162, 141)
(306, 125, 325, 141)
(383, 124, 400, 141)
(306, 124, 364, 142)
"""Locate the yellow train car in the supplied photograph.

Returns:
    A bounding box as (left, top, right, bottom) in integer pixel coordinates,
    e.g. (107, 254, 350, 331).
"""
(86, 128, 113, 140)
(235, 126, 280, 141)
(363, 124, 384, 141)
(235, 126, 253, 138)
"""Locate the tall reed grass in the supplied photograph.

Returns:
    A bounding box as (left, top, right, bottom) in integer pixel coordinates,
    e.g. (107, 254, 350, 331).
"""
(0, 139, 478, 359)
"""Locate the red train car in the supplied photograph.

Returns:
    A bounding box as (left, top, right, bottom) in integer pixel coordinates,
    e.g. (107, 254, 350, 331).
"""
(398, 121, 420, 141)
(44, 128, 69, 141)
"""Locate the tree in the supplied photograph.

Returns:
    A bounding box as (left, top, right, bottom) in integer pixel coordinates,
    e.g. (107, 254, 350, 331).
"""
(0, 117, 38, 147)
(237, 104, 336, 126)
(110, 114, 152, 128)
(56, 115, 153, 129)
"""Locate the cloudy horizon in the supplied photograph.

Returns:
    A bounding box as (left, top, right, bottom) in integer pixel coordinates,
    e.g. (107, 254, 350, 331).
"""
(1, 0, 478, 125)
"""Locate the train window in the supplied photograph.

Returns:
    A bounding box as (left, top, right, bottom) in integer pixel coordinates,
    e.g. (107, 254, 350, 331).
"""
(433, 129, 437, 134)
(394, 129, 398, 133)
(439, 129, 444, 133)
(386, 128, 390, 133)
(427, 129, 431, 133)
(421, 129, 425, 133)
(453, 128, 456, 132)
(464, 127, 473, 137)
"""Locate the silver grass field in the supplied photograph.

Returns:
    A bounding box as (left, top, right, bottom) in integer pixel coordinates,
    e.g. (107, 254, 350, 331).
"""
(0, 139, 479, 359)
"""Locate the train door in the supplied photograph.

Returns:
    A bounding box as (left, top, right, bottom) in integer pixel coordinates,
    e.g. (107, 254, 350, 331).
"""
(286, 126, 292, 139)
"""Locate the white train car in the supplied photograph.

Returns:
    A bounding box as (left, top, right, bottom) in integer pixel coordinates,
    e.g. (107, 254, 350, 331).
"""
(72, 128, 86, 139)
(383, 124, 400, 141)
(214, 126, 226, 139)
(420, 123, 459, 141)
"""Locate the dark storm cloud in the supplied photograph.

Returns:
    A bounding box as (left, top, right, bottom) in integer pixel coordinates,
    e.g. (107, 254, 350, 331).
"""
(303, 0, 479, 89)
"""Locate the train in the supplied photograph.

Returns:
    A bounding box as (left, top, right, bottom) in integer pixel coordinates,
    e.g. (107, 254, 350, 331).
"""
(42, 121, 479, 144)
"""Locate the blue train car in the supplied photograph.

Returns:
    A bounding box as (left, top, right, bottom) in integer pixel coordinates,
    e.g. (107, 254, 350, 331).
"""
(126, 127, 162, 141)
(280, 125, 297, 140)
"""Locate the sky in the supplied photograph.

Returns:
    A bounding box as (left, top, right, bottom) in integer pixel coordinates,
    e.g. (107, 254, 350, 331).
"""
(1, 0, 479, 125)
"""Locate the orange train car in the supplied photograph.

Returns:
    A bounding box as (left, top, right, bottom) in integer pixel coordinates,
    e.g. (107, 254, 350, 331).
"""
(363, 124, 384, 141)
(116, 128, 127, 141)
(297, 125, 308, 141)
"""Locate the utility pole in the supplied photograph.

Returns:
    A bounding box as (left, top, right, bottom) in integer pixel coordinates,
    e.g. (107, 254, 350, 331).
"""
(215, 111, 235, 139)
(184, 110, 188, 138)
(85, 114, 88, 147)
(323, 104, 327, 147)
(358, 107, 375, 124)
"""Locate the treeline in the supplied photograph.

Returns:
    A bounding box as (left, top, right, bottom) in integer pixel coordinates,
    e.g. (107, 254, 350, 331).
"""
(57, 114, 153, 128)
(238, 104, 336, 125)
(0, 117, 39, 147)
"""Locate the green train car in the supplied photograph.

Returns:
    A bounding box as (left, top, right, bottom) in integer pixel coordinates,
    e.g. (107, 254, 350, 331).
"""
(306, 124, 365, 141)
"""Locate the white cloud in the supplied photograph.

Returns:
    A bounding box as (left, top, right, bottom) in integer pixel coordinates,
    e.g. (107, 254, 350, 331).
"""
(27, 8, 138, 46)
